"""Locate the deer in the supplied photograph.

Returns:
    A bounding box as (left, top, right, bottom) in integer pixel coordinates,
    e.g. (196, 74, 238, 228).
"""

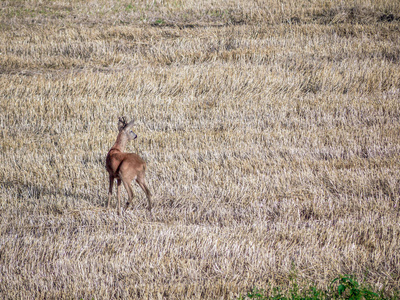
(105, 117, 151, 214)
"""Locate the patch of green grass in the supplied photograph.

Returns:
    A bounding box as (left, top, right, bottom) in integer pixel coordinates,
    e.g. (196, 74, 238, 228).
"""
(125, 3, 135, 12)
(154, 18, 165, 25)
(238, 275, 397, 300)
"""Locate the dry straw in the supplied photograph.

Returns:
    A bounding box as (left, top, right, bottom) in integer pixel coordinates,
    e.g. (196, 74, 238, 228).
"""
(0, 0, 399, 298)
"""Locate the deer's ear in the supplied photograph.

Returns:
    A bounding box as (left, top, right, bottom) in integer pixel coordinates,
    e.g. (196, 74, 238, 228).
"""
(125, 119, 135, 129)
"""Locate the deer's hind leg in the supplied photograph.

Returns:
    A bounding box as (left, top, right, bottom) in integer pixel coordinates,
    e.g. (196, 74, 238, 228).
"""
(107, 175, 114, 209)
(136, 173, 152, 211)
(122, 177, 135, 211)
(116, 178, 122, 215)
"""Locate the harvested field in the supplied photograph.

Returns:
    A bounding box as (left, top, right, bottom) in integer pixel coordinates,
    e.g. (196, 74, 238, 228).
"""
(0, 0, 400, 298)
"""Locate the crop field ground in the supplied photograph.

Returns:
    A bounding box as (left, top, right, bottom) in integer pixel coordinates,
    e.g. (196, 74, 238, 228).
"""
(1, 0, 400, 299)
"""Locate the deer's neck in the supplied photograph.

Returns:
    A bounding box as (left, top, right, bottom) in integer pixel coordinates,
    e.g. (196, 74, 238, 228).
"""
(111, 132, 128, 153)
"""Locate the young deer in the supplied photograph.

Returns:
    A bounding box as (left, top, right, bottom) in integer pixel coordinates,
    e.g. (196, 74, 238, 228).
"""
(106, 117, 151, 214)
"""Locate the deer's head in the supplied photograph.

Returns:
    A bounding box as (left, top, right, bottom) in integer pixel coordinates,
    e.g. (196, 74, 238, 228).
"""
(118, 116, 137, 140)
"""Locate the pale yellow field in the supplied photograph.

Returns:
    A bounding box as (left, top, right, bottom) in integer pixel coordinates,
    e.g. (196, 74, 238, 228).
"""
(1, 0, 400, 299)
